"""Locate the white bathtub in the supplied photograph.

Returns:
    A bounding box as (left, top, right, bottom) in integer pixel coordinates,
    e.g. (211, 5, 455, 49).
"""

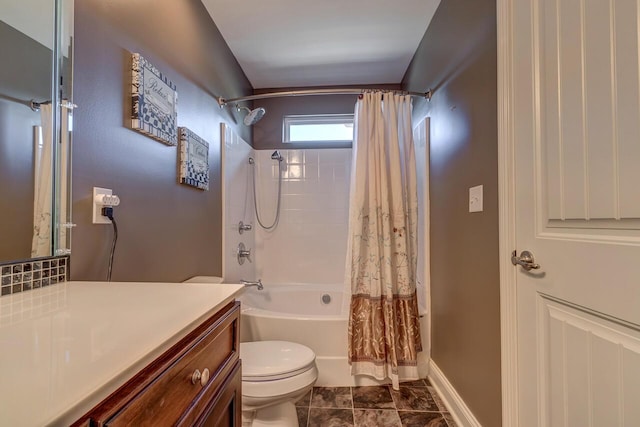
(238, 283, 430, 387)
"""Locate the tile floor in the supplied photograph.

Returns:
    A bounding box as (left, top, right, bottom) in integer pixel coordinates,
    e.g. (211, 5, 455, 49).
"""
(295, 379, 457, 427)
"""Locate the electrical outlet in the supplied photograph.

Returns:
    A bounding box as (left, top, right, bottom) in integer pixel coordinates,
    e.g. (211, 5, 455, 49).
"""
(92, 187, 120, 224)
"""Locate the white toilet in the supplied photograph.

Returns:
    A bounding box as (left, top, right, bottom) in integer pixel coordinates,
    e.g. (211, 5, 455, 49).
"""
(240, 340, 318, 427)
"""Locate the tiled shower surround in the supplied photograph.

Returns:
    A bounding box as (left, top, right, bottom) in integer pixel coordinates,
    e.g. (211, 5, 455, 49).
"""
(222, 125, 352, 285)
(222, 123, 429, 299)
(222, 123, 256, 282)
(254, 148, 351, 285)
(0, 256, 69, 296)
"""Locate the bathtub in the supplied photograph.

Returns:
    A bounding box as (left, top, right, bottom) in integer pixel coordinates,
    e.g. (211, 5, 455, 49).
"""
(237, 283, 430, 387)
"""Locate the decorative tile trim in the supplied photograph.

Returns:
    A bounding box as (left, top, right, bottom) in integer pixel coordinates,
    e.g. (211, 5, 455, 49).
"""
(0, 255, 69, 297)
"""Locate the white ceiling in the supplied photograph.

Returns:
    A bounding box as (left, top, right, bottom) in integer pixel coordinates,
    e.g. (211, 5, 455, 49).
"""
(201, 0, 441, 89)
(1, 0, 54, 49)
(1, 0, 73, 54)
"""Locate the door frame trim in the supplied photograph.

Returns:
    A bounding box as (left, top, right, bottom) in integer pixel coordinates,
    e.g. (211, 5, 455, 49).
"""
(497, 0, 519, 425)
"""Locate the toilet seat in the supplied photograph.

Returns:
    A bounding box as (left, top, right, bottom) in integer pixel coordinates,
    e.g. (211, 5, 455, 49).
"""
(240, 341, 316, 381)
(242, 364, 318, 399)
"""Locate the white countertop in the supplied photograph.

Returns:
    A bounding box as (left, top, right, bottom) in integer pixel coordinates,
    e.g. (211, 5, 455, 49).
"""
(0, 281, 243, 427)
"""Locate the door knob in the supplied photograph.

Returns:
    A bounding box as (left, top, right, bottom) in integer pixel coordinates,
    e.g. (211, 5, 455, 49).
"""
(511, 250, 540, 271)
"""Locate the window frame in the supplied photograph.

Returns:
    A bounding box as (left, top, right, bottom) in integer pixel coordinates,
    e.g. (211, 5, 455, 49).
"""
(282, 114, 354, 144)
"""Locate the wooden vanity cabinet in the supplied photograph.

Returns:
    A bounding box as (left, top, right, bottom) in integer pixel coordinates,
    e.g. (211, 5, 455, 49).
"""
(73, 301, 241, 427)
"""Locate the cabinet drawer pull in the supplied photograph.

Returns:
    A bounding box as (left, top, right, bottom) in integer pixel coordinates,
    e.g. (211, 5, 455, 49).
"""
(200, 368, 210, 386)
(191, 369, 201, 385)
(191, 368, 210, 386)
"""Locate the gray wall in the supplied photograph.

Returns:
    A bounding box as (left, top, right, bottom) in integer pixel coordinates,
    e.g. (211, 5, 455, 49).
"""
(403, 1, 501, 425)
(72, 0, 252, 282)
(252, 85, 399, 150)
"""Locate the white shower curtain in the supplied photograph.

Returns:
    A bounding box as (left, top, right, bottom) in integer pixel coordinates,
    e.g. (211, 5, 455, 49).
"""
(346, 91, 422, 389)
(31, 104, 53, 257)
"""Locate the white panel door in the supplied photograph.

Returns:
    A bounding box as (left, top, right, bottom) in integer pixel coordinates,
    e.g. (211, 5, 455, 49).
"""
(511, 0, 640, 425)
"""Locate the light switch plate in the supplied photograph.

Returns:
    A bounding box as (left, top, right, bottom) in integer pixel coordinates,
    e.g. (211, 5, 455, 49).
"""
(469, 185, 483, 212)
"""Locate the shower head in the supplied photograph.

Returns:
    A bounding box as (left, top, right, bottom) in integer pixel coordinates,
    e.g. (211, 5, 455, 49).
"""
(244, 107, 265, 126)
(236, 105, 266, 126)
(271, 150, 284, 162)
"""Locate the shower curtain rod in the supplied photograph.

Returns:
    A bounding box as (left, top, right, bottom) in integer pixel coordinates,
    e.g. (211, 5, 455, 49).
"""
(216, 87, 433, 107)
(0, 93, 50, 111)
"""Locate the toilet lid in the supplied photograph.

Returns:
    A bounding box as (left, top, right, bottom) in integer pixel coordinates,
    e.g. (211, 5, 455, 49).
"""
(240, 341, 316, 381)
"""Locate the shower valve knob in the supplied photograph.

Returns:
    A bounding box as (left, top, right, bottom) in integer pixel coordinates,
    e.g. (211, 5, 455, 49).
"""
(237, 242, 252, 265)
(238, 221, 252, 234)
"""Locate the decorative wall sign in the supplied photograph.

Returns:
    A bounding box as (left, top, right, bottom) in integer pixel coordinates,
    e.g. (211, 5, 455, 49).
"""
(131, 53, 178, 145)
(178, 127, 210, 190)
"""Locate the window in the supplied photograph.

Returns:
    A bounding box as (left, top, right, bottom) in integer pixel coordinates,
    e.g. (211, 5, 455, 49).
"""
(283, 114, 354, 144)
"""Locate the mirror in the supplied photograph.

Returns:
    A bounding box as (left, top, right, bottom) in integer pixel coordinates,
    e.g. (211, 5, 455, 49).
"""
(0, 0, 73, 262)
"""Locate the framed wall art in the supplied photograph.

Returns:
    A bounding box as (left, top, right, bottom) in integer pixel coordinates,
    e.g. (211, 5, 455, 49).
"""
(178, 127, 210, 190)
(131, 53, 178, 145)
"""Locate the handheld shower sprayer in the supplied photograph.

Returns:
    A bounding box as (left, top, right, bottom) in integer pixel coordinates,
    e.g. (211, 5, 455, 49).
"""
(249, 150, 284, 231)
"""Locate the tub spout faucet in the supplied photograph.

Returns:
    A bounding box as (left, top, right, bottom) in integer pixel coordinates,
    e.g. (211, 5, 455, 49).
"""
(241, 279, 263, 290)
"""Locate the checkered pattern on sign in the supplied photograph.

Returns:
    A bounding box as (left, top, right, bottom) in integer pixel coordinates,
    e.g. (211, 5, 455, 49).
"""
(178, 127, 210, 191)
(130, 53, 178, 146)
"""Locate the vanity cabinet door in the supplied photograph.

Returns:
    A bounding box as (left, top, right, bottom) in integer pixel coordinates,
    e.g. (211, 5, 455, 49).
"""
(195, 360, 242, 427)
(73, 301, 241, 427)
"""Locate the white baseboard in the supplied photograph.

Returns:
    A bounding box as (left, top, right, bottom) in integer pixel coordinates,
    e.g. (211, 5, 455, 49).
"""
(428, 360, 482, 427)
